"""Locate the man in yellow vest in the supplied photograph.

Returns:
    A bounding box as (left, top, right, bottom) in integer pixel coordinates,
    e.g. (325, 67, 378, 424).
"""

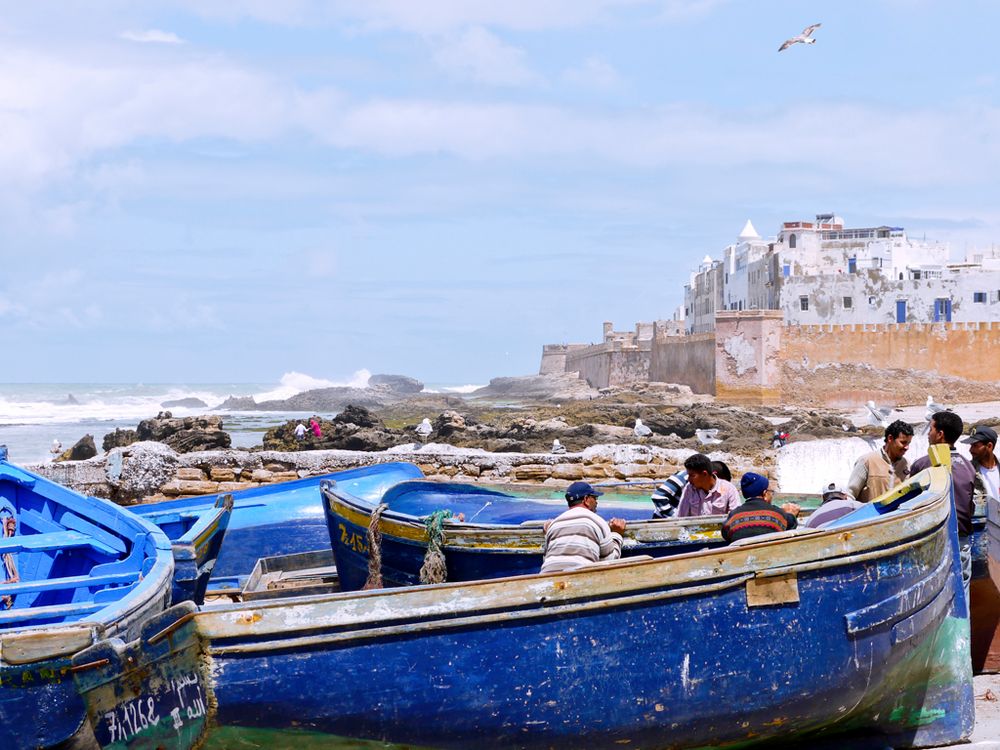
(847, 420, 914, 502)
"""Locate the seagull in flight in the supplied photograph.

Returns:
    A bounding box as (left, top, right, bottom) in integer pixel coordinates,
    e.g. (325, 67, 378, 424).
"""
(779, 23, 821, 52)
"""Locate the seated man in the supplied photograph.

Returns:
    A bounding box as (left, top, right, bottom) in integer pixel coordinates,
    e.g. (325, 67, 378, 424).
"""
(722, 473, 799, 543)
(541, 481, 627, 574)
(676, 453, 741, 517)
(651, 461, 733, 519)
(803, 483, 864, 528)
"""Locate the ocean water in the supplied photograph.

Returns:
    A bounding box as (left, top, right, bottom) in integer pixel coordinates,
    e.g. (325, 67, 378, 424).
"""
(0, 372, 484, 466)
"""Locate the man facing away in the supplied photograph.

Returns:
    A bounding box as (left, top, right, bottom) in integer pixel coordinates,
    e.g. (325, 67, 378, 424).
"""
(722, 473, 799, 543)
(803, 483, 864, 529)
(848, 420, 914, 502)
(909, 411, 976, 603)
(676, 453, 741, 517)
(963, 425, 999, 501)
(541, 481, 627, 574)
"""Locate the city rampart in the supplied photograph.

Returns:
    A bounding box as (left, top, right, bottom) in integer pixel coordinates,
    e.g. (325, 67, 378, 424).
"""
(782, 322, 1000, 383)
(650, 333, 716, 395)
(565, 340, 651, 389)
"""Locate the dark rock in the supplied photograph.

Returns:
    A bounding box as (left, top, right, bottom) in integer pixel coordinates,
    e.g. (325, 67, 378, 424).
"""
(262, 417, 405, 452)
(103, 428, 139, 452)
(136, 414, 232, 453)
(368, 373, 424, 394)
(257, 387, 390, 412)
(433, 411, 467, 437)
(333, 405, 384, 429)
(65, 394, 80, 405)
(161, 397, 208, 409)
(216, 396, 258, 410)
(470, 374, 599, 402)
(55, 434, 97, 462)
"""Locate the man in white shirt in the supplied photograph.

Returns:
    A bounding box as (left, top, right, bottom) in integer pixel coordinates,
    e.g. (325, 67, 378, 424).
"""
(963, 426, 999, 501)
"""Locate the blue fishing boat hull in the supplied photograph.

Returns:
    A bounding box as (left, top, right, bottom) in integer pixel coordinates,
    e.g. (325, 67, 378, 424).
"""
(133, 462, 424, 592)
(74, 462, 973, 749)
(323, 480, 728, 591)
(0, 451, 173, 750)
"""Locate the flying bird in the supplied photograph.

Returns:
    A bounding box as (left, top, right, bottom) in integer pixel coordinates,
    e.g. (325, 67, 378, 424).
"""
(779, 23, 821, 52)
(633, 418, 652, 439)
(864, 400, 893, 429)
(695, 428, 722, 446)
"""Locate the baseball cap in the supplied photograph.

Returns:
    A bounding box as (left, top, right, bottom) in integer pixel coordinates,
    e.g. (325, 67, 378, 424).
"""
(821, 482, 852, 502)
(565, 481, 604, 501)
(961, 426, 998, 446)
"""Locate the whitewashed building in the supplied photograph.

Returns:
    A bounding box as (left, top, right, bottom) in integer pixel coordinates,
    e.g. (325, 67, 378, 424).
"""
(682, 213, 1000, 331)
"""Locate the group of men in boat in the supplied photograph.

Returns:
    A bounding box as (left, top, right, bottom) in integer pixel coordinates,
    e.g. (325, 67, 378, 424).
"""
(541, 410, 999, 601)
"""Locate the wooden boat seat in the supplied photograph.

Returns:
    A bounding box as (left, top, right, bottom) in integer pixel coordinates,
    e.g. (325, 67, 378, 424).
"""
(0, 531, 119, 557)
(728, 527, 822, 546)
(0, 570, 140, 597)
(0, 600, 104, 625)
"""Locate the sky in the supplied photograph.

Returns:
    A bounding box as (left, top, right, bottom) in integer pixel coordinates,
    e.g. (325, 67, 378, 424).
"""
(2, 0, 1000, 385)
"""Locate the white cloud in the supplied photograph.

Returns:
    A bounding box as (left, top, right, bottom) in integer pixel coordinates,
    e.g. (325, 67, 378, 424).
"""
(563, 57, 623, 90)
(433, 27, 540, 87)
(120, 29, 184, 44)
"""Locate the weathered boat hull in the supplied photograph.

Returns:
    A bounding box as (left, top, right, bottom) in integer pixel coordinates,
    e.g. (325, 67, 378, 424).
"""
(75, 464, 973, 749)
(323, 480, 727, 590)
(0, 451, 174, 750)
(133, 462, 424, 592)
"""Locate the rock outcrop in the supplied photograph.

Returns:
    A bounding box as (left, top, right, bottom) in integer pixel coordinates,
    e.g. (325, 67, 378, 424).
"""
(216, 395, 258, 410)
(160, 397, 208, 409)
(103, 428, 139, 452)
(368, 373, 424, 394)
(55, 434, 98, 462)
(136, 412, 232, 453)
(262, 406, 403, 452)
(470, 374, 600, 402)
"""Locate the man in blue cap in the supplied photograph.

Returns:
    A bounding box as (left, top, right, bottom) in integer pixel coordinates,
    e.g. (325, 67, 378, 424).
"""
(721, 473, 799, 543)
(541, 481, 627, 574)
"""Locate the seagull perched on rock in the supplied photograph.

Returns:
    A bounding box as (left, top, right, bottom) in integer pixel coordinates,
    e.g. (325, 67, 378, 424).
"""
(779, 23, 821, 52)
(695, 428, 722, 446)
(415, 418, 433, 438)
(633, 418, 652, 439)
(551, 439, 567, 455)
(864, 400, 893, 429)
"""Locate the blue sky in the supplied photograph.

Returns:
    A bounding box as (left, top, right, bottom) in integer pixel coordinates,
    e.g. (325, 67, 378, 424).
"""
(2, 0, 999, 384)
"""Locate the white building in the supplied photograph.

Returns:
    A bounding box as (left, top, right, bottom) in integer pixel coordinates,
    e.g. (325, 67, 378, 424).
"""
(683, 213, 1000, 331)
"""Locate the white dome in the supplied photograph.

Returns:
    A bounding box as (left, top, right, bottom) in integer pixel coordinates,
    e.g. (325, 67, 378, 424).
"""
(738, 219, 760, 241)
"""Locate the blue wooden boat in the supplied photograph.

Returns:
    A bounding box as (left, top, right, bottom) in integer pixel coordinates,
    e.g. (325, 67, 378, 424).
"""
(0, 446, 174, 750)
(131, 461, 424, 593)
(323, 479, 728, 591)
(72, 449, 973, 749)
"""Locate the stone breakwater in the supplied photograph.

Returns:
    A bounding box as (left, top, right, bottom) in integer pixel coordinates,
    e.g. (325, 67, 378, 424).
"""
(27, 441, 765, 505)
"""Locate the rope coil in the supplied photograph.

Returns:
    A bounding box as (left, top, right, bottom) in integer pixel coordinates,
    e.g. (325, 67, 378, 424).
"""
(362, 503, 389, 590)
(419, 510, 454, 585)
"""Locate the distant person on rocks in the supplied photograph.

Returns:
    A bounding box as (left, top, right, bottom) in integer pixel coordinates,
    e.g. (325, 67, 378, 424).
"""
(293, 423, 307, 441)
(541, 481, 626, 574)
(848, 420, 914, 502)
(963, 426, 999, 502)
(909, 411, 976, 603)
(676, 453, 741, 517)
(309, 418, 322, 438)
(804, 483, 864, 528)
(722, 473, 799, 543)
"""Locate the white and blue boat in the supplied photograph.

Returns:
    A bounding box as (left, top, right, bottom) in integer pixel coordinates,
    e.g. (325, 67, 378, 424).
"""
(0, 446, 174, 750)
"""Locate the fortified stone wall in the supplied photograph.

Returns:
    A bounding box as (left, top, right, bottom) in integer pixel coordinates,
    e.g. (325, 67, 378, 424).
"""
(649, 333, 716, 394)
(538, 344, 589, 375)
(714, 311, 783, 405)
(781, 322, 1000, 383)
(564, 341, 651, 389)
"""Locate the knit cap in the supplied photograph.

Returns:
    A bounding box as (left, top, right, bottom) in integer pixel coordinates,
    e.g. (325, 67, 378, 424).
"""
(740, 472, 769, 499)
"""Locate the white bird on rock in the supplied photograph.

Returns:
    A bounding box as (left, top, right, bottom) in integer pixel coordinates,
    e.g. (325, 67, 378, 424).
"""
(695, 428, 722, 446)
(415, 418, 433, 438)
(551, 439, 567, 455)
(633, 418, 652, 439)
(864, 400, 893, 429)
(779, 23, 821, 52)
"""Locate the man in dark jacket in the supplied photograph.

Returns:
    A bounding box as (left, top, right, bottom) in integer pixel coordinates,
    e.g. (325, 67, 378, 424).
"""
(722, 473, 799, 543)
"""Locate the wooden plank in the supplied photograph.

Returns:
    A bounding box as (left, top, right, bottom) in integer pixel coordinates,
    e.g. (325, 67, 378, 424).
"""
(746, 572, 799, 607)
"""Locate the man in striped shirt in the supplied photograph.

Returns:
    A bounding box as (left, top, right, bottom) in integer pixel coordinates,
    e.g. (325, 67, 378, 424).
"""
(541, 481, 627, 574)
